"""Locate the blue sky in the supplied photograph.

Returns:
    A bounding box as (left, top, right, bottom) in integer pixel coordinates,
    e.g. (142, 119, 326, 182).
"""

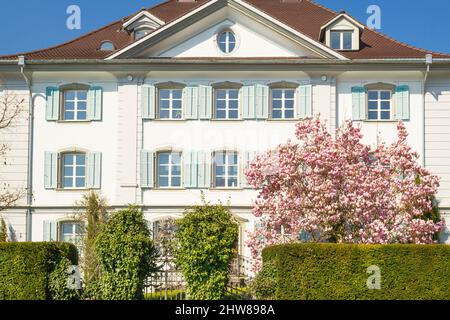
(0, 0, 449, 55)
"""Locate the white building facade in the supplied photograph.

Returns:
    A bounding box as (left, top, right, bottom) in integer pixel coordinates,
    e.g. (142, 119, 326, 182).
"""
(0, 0, 449, 260)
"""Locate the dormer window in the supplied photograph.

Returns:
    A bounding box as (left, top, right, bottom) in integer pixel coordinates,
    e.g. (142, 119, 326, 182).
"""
(99, 41, 115, 51)
(135, 28, 152, 40)
(330, 31, 353, 50)
(320, 12, 364, 51)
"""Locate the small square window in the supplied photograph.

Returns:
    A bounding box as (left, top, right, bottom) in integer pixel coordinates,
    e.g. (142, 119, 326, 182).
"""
(330, 31, 353, 50)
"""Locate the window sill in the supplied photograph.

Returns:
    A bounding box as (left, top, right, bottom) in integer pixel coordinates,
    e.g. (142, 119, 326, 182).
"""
(210, 119, 243, 122)
(151, 188, 187, 191)
(267, 119, 299, 122)
(55, 188, 90, 192)
(149, 119, 186, 122)
(210, 188, 244, 192)
(56, 120, 93, 124)
(362, 120, 397, 123)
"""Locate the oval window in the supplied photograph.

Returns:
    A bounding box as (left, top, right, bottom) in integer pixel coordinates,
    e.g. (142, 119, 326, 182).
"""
(217, 30, 236, 54)
(99, 41, 115, 51)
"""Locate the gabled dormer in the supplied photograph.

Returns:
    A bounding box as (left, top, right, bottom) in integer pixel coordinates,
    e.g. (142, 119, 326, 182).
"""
(319, 12, 365, 51)
(123, 10, 165, 41)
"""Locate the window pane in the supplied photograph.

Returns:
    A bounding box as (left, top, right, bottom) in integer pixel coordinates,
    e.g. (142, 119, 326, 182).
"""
(216, 110, 226, 119)
(160, 110, 170, 119)
(76, 155, 85, 165)
(215, 166, 225, 176)
(171, 177, 181, 187)
(171, 153, 181, 165)
(228, 166, 238, 176)
(172, 110, 182, 119)
(160, 90, 170, 99)
(159, 153, 170, 165)
(172, 100, 182, 109)
(65, 112, 74, 120)
(218, 32, 227, 44)
(331, 32, 341, 49)
(64, 155, 73, 165)
(159, 100, 170, 109)
(368, 101, 378, 110)
(77, 102, 87, 110)
(229, 110, 239, 119)
(216, 90, 226, 99)
(381, 111, 390, 120)
(272, 99, 282, 109)
(64, 166, 73, 177)
(215, 153, 226, 165)
(228, 178, 238, 188)
(343, 31, 352, 50)
(381, 101, 391, 110)
(65, 91, 75, 100)
(272, 90, 282, 99)
(158, 177, 169, 188)
(172, 166, 181, 176)
(229, 90, 239, 99)
(285, 100, 294, 109)
(172, 90, 182, 100)
(77, 111, 87, 120)
(76, 178, 85, 188)
(380, 91, 391, 100)
(65, 101, 75, 110)
(76, 166, 85, 177)
(368, 91, 378, 100)
(215, 177, 226, 188)
(228, 153, 238, 165)
(368, 111, 378, 120)
(64, 178, 73, 188)
(77, 91, 87, 100)
(285, 90, 295, 99)
(229, 100, 238, 109)
(159, 164, 169, 176)
(272, 110, 282, 119)
(62, 224, 73, 234)
(216, 100, 226, 109)
(285, 110, 294, 119)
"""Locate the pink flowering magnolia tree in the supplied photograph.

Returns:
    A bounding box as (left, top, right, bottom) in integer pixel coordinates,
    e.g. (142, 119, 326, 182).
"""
(246, 117, 444, 270)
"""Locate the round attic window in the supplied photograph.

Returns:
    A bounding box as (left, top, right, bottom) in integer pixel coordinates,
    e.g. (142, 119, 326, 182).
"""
(217, 30, 236, 54)
(99, 41, 115, 51)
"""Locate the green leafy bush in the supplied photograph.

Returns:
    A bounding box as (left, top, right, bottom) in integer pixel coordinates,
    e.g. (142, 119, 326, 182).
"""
(174, 200, 239, 300)
(251, 260, 277, 300)
(0, 242, 78, 300)
(95, 206, 158, 300)
(0, 217, 7, 242)
(261, 243, 450, 300)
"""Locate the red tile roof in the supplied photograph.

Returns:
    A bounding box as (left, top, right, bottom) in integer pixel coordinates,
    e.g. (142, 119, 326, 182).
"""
(1, 0, 448, 61)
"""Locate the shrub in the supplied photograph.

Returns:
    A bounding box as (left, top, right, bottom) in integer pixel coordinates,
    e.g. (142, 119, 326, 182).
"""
(0, 217, 6, 242)
(251, 260, 277, 300)
(74, 191, 109, 299)
(95, 206, 158, 300)
(262, 243, 450, 300)
(0, 242, 78, 300)
(174, 199, 239, 300)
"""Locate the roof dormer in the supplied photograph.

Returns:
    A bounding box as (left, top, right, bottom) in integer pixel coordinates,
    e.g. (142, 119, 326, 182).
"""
(319, 12, 364, 51)
(123, 10, 165, 40)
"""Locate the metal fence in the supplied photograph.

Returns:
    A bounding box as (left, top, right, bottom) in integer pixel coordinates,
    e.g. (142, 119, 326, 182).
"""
(143, 255, 253, 300)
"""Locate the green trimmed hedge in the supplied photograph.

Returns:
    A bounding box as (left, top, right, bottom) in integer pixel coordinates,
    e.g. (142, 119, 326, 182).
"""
(0, 242, 78, 300)
(260, 243, 450, 300)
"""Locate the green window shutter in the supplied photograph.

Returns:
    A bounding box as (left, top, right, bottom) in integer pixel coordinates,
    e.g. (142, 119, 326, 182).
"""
(352, 86, 366, 121)
(297, 84, 312, 119)
(43, 220, 57, 242)
(87, 86, 103, 121)
(46, 87, 60, 121)
(87, 152, 102, 189)
(44, 152, 58, 189)
(255, 84, 269, 119)
(183, 86, 199, 119)
(198, 85, 212, 119)
(241, 151, 257, 188)
(141, 150, 154, 189)
(197, 151, 211, 188)
(395, 85, 410, 121)
(183, 151, 198, 188)
(142, 85, 156, 119)
(242, 85, 256, 119)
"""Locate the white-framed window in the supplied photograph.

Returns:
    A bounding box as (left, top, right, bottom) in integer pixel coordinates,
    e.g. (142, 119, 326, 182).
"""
(271, 89, 295, 119)
(330, 30, 353, 50)
(215, 89, 239, 119)
(367, 90, 392, 120)
(217, 30, 236, 54)
(135, 28, 152, 40)
(158, 89, 183, 119)
(59, 221, 84, 245)
(214, 151, 239, 188)
(62, 153, 86, 189)
(63, 90, 88, 121)
(157, 152, 182, 188)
